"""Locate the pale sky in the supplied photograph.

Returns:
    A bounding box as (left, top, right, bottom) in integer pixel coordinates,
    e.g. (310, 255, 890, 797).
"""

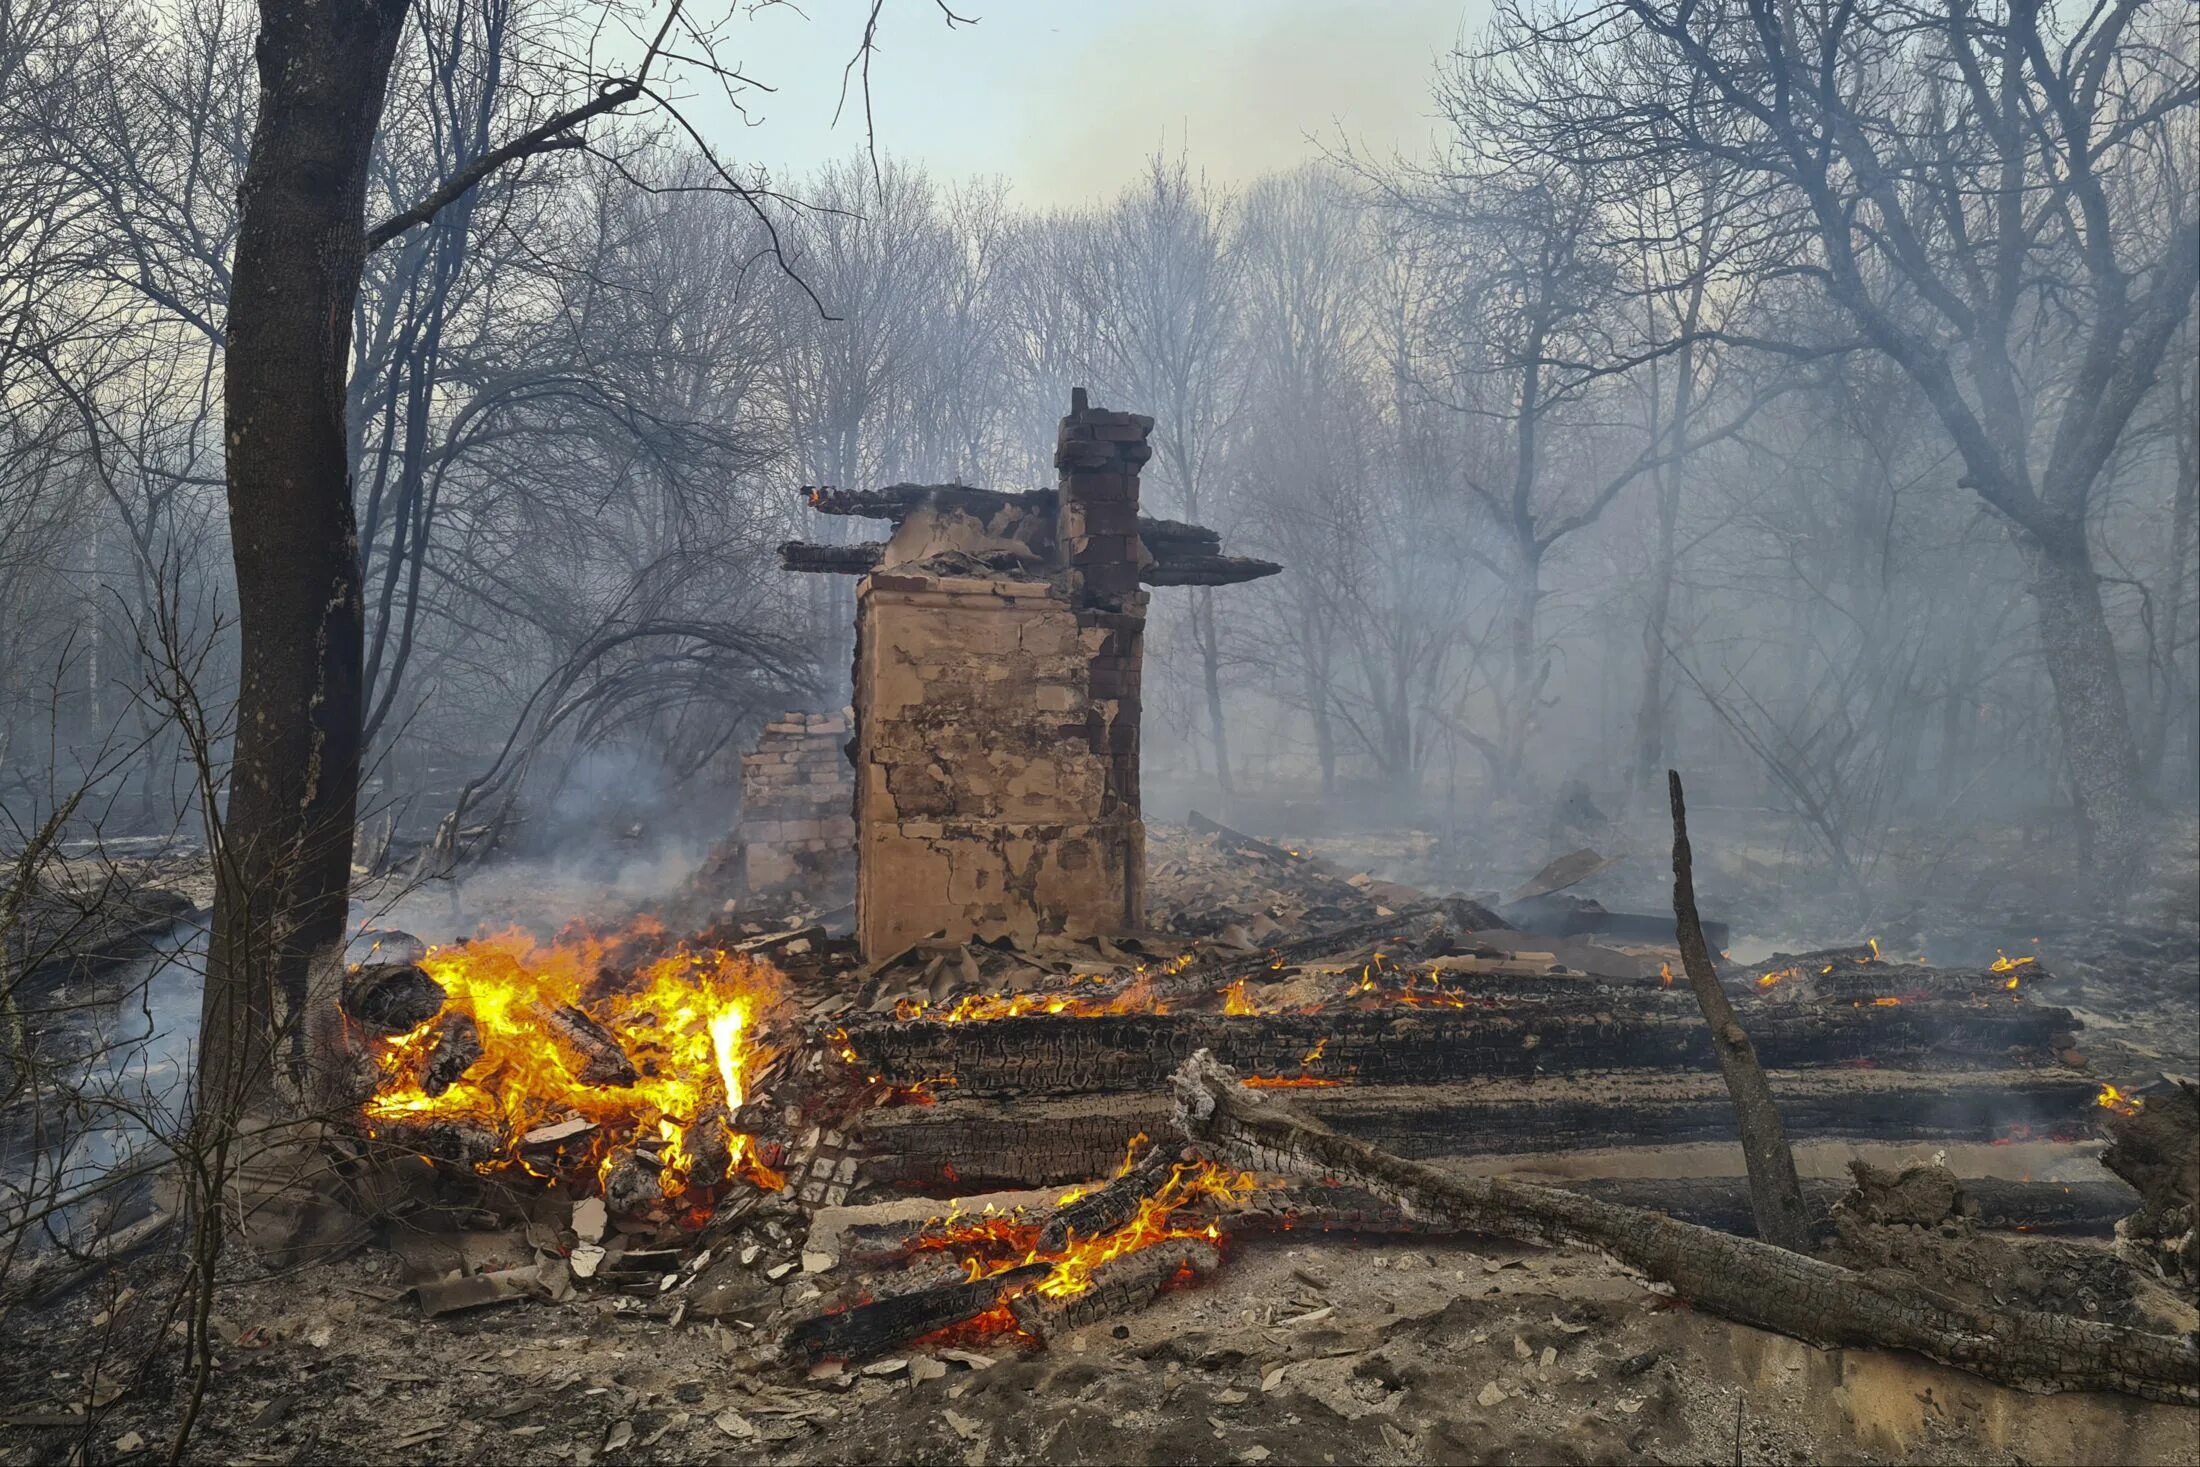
(693, 0, 1483, 206)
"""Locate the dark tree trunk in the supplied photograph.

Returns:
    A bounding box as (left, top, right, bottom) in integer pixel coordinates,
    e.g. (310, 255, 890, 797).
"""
(1668, 771, 1812, 1252)
(204, 0, 411, 1119)
(2023, 530, 2146, 896)
(1195, 585, 1233, 802)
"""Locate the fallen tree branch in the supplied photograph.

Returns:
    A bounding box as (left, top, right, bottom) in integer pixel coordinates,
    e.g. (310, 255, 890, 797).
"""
(1669, 770, 1812, 1251)
(1167, 1051, 2200, 1405)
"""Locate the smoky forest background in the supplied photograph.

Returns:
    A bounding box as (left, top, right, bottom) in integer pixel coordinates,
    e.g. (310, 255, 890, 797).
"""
(2, 0, 2197, 1091)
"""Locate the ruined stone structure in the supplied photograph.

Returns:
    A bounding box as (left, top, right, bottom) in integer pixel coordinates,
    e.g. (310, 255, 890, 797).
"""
(732, 710, 855, 903)
(784, 391, 1278, 961)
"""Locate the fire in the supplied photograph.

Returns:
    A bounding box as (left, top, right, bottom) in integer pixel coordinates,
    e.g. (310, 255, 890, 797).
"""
(1869, 996, 1903, 1007)
(2096, 1083, 2141, 1117)
(1660, 961, 1673, 988)
(1989, 951, 2036, 973)
(895, 956, 1196, 1024)
(932, 1156, 1255, 1305)
(1222, 979, 1256, 1015)
(1757, 966, 1798, 989)
(362, 924, 784, 1198)
(1868, 937, 1881, 959)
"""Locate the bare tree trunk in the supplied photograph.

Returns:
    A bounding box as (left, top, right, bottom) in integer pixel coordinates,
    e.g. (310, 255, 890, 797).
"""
(1630, 474, 1679, 806)
(1499, 548, 1541, 791)
(1668, 770, 1812, 1252)
(205, 0, 410, 1118)
(2024, 534, 2146, 895)
(1195, 586, 1233, 802)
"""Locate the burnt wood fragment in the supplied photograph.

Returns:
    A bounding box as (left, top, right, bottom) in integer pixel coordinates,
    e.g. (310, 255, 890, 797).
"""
(1038, 1146, 1174, 1250)
(1007, 1238, 1222, 1342)
(420, 1011, 484, 1096)
(534, 1002, 638, 1087)
(786, 1262, 1049, 1362)
(341, 962, 447, 1035)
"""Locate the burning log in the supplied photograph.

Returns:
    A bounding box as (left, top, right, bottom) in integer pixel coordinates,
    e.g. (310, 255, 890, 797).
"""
(535, 1002, 639, 1087)
(1007, 1237, 1222, 1342)
(787, 1262, 1050, 1362)
(342, 962, 447, 1035)
(1668, 770, 1810, 1251)
(1169, 1050, 2200, 1404)
(420, 1011, 484, 1097)
(1038, 1145, 1172, 1250)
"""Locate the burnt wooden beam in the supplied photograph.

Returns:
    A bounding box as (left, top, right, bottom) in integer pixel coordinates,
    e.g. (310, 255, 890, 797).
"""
(852, 1069, 2105, 1193)
(844, 994, 2078, 1098)
(781, 540, 885, 575)
(1169, 1050, 2200, 1404)
(1140, 553, 1282, 587)
(785, 1261, 1048, 1362)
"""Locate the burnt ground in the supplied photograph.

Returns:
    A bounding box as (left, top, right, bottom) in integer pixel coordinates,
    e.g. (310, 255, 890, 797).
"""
(4, 812, 2196, 1465)
(8, 1217, 2199, 1467)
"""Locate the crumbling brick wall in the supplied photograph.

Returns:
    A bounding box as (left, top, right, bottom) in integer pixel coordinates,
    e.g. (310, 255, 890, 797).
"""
(735, 710, 855, 902)
(851, 395, 1153, 960)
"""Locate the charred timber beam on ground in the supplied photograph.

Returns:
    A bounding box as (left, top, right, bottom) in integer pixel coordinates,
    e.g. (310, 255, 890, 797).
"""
(779, 538, 1280, 588)
(851, 1070, 2105, 1192)
(844, 999, 2077, 1097)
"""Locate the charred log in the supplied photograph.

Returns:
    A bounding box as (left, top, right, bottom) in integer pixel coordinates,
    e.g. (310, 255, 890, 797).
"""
(1169, 1050, 2200, 1404)
(341, 962, 447, 1035)
(535, 1002, 638, 1087)
(852, 1070, 2106, 1194)
(420, 1011, 484, 1097)
(1038, 1146, 1173, 1250)
(786, 1262, 1049, 1363)
(1007, 1238, 1223, 1343)
(845, 996, 2076, 1098)
(2099, 1079, 2199, 1287)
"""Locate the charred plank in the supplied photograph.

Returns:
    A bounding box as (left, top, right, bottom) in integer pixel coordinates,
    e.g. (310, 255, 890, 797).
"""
(786, 1262, 1049, 1363)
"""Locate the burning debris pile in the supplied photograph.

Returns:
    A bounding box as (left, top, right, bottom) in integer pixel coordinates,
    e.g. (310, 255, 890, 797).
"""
(353, 922, 788, 1218)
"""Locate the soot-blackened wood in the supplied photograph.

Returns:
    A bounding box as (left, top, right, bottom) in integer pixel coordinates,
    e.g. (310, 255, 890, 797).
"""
(1169, 1051, 2199, 1404)
(1006, 1238, 1222, 1343)
(845, 997, 2073, 1097)
(1038, 1147, 1173, 1250)
(420, 1011, 484, 1096)
(1573, 1176, 2140, 1238)
(340, 963, 447, 1035)
(852, 1070, 2105, 1193)
(1669, 770, 1811, 1252)
(535, 1002, 637, 1087)
(207, 0, 413, 1117)
(786, 1262, 1049, 1362)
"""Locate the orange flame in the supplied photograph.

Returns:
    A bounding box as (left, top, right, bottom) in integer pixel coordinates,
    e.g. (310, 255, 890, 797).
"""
(1659, 961, 1673, 988)
(2096, 1083, 2141, 1117)
(362, 924, 783, 1197)
(1757, 967, 1799, 990)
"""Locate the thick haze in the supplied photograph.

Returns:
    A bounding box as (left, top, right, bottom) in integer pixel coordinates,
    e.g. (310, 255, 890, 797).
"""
(712, 0, 1473, 204)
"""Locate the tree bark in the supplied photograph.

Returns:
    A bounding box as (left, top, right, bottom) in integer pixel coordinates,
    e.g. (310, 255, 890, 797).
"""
(1668, 771, 1813, 1252)
(2023, 532, 2146, 897)
(205, 0, 411, 1119)
(1168, 1052, 2200, 1405)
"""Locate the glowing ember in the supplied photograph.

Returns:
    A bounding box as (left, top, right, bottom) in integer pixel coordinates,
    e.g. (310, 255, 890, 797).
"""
(2096, 1083, 2141, 1117)
(894, 957, 1195, 1024)
(1869, 997, 1903, 1007)
(362, 924, 784, 1198)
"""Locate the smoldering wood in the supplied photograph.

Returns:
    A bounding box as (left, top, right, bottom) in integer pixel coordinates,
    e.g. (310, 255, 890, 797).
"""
(420, 1011, 484, 1096)
(1667, 770, 1812, 1251)
(850, 1070, 2106, 1193)
(1169, 1050, 2200, 1404)
(340, 962, 448, 1035)
(785, 1261, 1050, 1362)
(534, 1002, 638, 1087)
(1571, 1176, 2142, 1238)
(843, 994, 2078, 1097)
(368, 1115, 503, 1165)
(1037, 1146, 1174, 1250)
(1006, 1237, 1223, 1343)
(2097, 1080, 2199, 1285)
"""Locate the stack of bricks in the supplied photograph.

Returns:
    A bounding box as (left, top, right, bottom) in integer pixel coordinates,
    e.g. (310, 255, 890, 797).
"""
(735, 709, 855, 901)
(848, 392, 1152, 962)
